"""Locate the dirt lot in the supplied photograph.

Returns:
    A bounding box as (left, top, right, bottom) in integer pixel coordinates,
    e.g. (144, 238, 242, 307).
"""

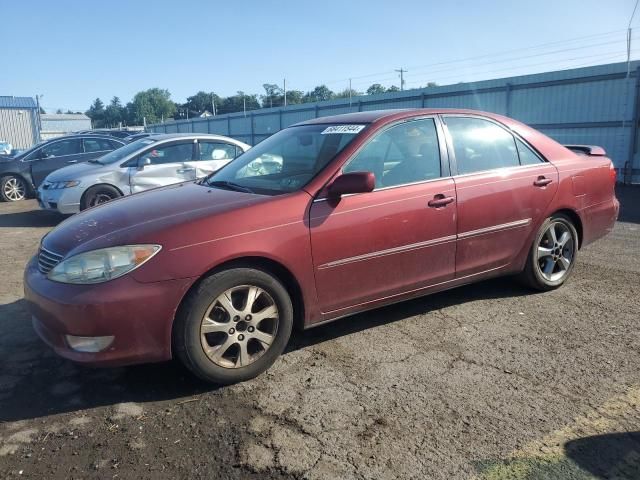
(0, 187, 639, 479)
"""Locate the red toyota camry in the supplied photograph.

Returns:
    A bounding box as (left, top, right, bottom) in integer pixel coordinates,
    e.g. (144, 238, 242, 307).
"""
(24, 109, 619, 384)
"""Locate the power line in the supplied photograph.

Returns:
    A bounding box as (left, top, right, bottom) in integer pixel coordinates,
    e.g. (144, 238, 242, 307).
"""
(404, 50, 639, 88)
(297, 29, 628, 92)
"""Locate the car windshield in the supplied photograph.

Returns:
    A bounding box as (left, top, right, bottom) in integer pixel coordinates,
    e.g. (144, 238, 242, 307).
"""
(96, 138, 157, 164)
(204, 124, 365, 195)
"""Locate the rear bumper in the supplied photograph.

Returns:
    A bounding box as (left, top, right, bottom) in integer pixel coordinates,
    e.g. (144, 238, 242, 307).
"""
(23, 257, 194, 367)
(583, 197, 619, 247)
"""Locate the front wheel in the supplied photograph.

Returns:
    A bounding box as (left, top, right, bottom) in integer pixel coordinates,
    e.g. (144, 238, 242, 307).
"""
(174, 268, 294, 384)
(0, 175, 28, 202)
(80, 185, 121, 210)
(519, 213, 579, 291)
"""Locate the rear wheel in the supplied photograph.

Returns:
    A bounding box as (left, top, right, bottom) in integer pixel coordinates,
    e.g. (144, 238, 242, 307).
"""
(174, 268, 293, 384)
(0, 175, 28, 202)
(80, 185, 121, 210)
(519, 213, 578, 291)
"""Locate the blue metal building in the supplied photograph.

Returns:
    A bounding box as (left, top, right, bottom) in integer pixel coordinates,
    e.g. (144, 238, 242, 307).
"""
(148, 61, 640, 183)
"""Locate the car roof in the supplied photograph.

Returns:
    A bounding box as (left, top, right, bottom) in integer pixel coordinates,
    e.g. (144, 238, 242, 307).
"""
(293, 108, 511, 126)
(144, 133, 249, 145)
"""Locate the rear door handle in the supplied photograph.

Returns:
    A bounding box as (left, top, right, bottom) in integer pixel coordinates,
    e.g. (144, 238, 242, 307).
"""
(67, 160, 78, 164)
(177, 167, 195, 174)
(533, 176, 553, 187)
(428, 194, 455, 208)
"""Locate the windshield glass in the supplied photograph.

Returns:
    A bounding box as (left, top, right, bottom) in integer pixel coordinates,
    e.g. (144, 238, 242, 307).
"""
(204, 124, 365, 194)
(97, 138, 157, 164)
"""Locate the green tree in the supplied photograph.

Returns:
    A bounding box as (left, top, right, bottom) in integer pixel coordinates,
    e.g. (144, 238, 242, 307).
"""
(127, 88, 176, 125)
(55, 108, 63, 114)
(86, 98, 105, 127)
(334, 88, 360, 99)
(104, 96, 125, 127)
(303, 85, 334, 103)
(220, 91, 260, 114)
(285, 90, 304, 105)
(386, 85, 400, 92)
(366, 84, 387, 95)
(185, 91, 220, 115)
(261, 83, 283, 108)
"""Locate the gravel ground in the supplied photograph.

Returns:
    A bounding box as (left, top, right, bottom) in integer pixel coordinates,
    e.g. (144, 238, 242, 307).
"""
(0, 187, 639, 480)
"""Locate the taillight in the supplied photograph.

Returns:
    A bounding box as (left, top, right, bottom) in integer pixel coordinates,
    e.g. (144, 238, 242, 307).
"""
(609, 162, 617, 187)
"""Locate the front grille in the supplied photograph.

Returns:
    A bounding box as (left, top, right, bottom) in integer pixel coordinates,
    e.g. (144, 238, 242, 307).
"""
(38, 246, 64, 274)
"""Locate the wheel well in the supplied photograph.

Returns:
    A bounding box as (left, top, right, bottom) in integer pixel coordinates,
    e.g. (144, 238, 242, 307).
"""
(80, 183, 124, 205)
(554, 209, 583, 248)
(0, 173, 33, 196)
(178, 257, 306, 331)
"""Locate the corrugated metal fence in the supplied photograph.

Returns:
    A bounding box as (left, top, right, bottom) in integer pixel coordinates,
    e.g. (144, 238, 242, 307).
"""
(148, 61, 640, 182)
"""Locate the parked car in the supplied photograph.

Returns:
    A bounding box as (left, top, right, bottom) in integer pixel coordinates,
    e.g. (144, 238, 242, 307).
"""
(37, 134, 250, 213)
(0, 135, 125, 202)
(0, 141, 12, 155)
(24, 109, 619, 384)
(74, 129, 136, 139)
(124, 132, 158, 143)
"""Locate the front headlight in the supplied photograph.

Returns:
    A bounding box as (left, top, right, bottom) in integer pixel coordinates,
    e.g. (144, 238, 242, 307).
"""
(48, 181, 80, 189)
(47, 245, 161, 284)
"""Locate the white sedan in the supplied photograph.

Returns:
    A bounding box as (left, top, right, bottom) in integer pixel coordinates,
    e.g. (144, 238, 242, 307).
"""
(37, 133, 251, 214)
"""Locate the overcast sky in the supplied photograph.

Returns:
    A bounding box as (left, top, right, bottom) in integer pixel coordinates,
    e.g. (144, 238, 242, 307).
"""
(0, 0, 637, 112)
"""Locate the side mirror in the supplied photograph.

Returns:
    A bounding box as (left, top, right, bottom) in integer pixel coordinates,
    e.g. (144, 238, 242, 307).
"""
(327, 171, 375, 198)
(137, 157, 152, 171)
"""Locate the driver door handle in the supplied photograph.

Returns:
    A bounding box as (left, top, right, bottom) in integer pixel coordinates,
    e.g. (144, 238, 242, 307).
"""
(428, 194, 455, 208)
(176, 167, 195, 174)
(533, 176, 553, 187)
(67, 160, 78, 164)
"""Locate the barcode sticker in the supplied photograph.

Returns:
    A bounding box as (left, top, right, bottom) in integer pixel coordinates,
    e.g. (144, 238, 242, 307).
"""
(321, 125, 366, 135)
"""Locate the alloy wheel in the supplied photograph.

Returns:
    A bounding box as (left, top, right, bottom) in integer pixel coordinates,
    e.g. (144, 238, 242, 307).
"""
(200, 285, 279, 369)
(3, 177, 26, 201)
(536, 221, 575, 282)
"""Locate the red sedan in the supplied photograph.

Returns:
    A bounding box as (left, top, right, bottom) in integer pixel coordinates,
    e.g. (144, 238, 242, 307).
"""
(24, 109, 619, 384)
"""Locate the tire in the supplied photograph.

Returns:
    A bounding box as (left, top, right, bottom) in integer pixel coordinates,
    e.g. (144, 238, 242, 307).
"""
(174, 268, 294, 384)
(0, 175, 28, 202)
(80, 185, 121, 210)
(519, 213, 579, 291)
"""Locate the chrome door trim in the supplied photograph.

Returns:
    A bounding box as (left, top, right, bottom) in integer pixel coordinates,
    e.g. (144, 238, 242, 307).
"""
(318, 235, 457, 270)
(458, 218, 531, 240)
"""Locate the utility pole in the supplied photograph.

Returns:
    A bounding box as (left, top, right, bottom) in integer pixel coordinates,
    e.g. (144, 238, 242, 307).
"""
(349, 78, 352, 107)
(211, 94, 216, 116)
(35, 94, 43, 139)
(243, 95, 246, 117)
(283, 78, 287, 107)
(395, 68, 408, 91)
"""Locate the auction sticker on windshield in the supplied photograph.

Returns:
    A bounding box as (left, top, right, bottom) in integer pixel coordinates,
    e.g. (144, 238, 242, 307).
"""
(321, 125, 366, 134)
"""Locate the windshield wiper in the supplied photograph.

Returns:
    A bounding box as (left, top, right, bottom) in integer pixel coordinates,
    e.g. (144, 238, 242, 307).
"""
(207, 180, 254, 193)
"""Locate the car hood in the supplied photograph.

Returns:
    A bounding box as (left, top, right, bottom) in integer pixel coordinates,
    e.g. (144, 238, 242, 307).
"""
(42, 181, 268, 256)
(44, 161, 108, 182)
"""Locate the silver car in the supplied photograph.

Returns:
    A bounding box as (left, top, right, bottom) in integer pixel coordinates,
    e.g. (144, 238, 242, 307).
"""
(37, 134, 250, 214)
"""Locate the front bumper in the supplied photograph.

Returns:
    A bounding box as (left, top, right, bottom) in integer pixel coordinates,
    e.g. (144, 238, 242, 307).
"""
(23, 257, 194, 367)
(37, 187, 82, 214)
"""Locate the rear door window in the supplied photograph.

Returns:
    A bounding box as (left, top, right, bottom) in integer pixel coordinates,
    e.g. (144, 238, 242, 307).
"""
(83, 138, 115, 153)
(444, 117, 519, 175)
(198, 142, 237, 161)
